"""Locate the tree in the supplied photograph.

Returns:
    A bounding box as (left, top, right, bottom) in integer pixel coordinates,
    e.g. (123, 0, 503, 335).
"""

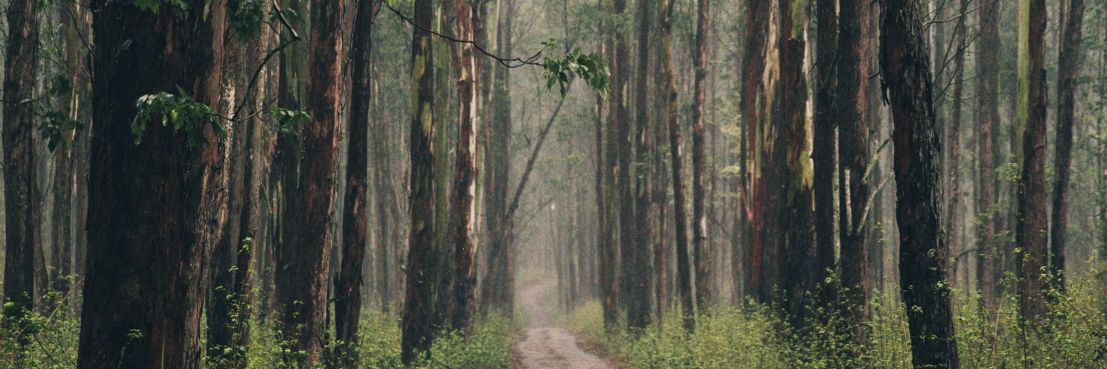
(659, 0, 694, 332)
(480, 0, 516, 318)
(78, 1, 228, 368)
(402, 0, 439, 362)
(691, 0, 712, 311)
(740, 0, 771, 303)
(445, 0, 480, 332)
(812, 0, 838, 306)
(336, 0, 383, 367)
(628, 0, 656, 331)
(975, 0, 1001, 307)
(2, 0, 40, 351)
(1049, 0, 1086, 293)
(273, 0, 345, 365)
(878, 0, 960, 367)
(1014, 0, 1048, 322)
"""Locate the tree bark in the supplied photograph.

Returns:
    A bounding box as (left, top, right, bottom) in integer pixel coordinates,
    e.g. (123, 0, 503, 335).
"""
(78, 1, 228, 368)
(1014, 0, 1048, 322)
(335, 1, 382, 367)
(974, 0, 1001, 306)
(2, 0, 40, 350)
(274, 0, 344, 366)
(878, 0, 960, 367)
(1049, 0, 1085, 293)
(659, 0, 693, 332)
(402, 0, 440, 363)
(740, 0, 770, 303)
(812, 0, 838, 306)
(691, 0, 713, 312)
(446, 0, 480, 332)
(628, 0, 655, 331)
(480, 0, 515, 319)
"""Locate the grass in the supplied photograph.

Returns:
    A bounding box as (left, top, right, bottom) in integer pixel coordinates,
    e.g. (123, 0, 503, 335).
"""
(564, 264, 1107, 369)
(1, 299, 517, 369)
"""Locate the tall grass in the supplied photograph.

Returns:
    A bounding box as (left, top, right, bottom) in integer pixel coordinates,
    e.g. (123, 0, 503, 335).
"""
(1, 295, 516, 369)
(565, 265, 1107, 369)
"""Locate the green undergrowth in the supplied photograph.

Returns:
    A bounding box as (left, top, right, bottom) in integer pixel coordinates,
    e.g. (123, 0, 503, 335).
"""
(564, 265, 1107, 369)
(1, 296, 516, 369)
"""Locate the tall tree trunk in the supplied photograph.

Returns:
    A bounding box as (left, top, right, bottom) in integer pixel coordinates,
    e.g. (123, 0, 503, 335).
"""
(627, 0, 655, 331)
(812, 0, 838, 306)
(741, 0, 770, 303)
(274, 0, 345, 366)
(78, 1, 228, 368)
(446, 0, 479, 332)
(480, 0, 515, 319)
(878, 0, 960, 367)
(402, 0, 440, 363)
(838, 0, 874, 324)
(974, 0, 1001, 307)
(770, 0, 815, 326)
(1014, 0, 1048, 322)
(336, 1, 382, 367)
(942, 0, 969, 296)
(660, 0, 693, 331)
(691, 0, 712, 311)
(1049, 0, 1085, 293)
(2, 0, 40, 350)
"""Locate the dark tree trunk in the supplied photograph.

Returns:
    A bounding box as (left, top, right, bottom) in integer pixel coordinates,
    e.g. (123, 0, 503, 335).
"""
(878, 0, 960, 367)
(1014, 0, 1048, 323)
(78, 1, 228, 368)
(446, 0, 479, 332)
(838, 0, 874, 324)
(335, 1, 382, 366)
(691, 0, 712, 312)
(2, 0, 40, 349)
(627, 0, 655, 331)
(660, 0, 693, 331)
(974, 0, 1001, 306)
(812, 0, 838, 306)
(402, 0, 439, 363)
(1049, 0, 1085, 293)
(274, 0, 345, 366)
(740, 0, 770, 303)
(771, 0, 815, 326)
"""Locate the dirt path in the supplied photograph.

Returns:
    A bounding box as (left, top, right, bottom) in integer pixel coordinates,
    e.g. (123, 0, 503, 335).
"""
(515, 282, 614, 369)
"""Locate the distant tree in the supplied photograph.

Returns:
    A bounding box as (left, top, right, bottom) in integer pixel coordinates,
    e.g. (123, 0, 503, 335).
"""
(879, 0, 960, 367)
(975, 0, 1001, 307)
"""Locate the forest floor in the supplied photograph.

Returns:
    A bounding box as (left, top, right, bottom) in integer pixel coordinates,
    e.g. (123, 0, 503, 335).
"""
(515, 281, 616, 369)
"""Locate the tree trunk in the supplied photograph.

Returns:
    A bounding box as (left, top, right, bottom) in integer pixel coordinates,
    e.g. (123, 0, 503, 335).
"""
(1049, 0, 1085, 293)
(740, 0, 770, 303)
(1014, 0, 1048, 322)
(78, 1, 228, 368)
(812, 0, 837, 306)
(660, 0, 693, 331)
(627, 0, 655, 331)
(402, 0, 440, 363)
(878, 0, 960, 367)
(446, 0, 479, 332)
(335, 1, 382, 366)
(274, 0, 345, 366)
(480, 0, 515, 319)
(691, 0, 713, 312)
(2, 0, 40, 350)
(974, 0, 1001, 307)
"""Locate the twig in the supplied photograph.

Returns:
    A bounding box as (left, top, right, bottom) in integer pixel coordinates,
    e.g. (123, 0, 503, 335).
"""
(382, 0, 545, 69)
